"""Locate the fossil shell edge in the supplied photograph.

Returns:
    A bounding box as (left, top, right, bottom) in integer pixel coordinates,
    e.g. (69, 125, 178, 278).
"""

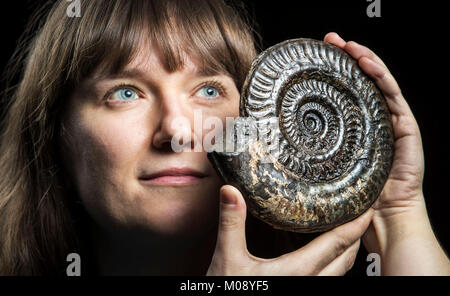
(208, 38, 394, 233)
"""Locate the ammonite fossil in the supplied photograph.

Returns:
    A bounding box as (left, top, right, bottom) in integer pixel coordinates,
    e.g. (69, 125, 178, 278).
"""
(207, 38, 394, 233)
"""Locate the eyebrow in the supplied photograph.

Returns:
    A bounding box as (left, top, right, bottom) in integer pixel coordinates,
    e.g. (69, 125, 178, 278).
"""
(104, 68, 148, 80)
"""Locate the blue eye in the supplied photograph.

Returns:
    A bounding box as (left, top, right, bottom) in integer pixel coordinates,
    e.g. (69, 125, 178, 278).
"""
(197, 86, 219, 98)
(111, 88, 139, 101)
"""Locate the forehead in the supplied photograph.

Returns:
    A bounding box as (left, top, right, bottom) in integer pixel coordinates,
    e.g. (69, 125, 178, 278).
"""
(92, 42, 221, 81)
(131, 45, 198, 74)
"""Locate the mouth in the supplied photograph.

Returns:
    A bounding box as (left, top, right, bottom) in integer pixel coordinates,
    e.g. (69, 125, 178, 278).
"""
(139, 168, 207, 186)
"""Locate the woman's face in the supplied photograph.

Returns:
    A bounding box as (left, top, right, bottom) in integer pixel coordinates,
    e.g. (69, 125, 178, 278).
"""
(61, 45, 240, 239)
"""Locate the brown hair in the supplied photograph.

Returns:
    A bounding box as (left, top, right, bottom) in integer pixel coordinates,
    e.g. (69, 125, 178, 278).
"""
(0, 0, 306, 275)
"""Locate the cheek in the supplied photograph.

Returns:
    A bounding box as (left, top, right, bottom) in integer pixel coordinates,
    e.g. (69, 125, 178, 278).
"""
(89, 119, 143, 165)
(62, 106, 154, 225)
(65, 107, 149, 195)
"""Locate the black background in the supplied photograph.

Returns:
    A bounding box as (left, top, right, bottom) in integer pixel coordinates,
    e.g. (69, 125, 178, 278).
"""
(0, 0, 448, 276)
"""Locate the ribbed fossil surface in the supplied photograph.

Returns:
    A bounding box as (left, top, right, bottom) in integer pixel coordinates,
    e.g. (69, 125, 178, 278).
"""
(208, 38, 394, 232)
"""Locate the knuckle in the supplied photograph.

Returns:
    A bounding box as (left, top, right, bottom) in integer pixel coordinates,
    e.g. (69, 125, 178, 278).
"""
(332, 234, 351, 257)
(351, 213, 371, 233)
(353, 215, 368, 230)
(219, 214, 240, 230)
(375, 71, 387, 81)
(346, 40, 358, 48)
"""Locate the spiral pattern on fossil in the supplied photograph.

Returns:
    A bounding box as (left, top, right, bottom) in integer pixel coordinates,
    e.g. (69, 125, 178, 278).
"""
(208, 38, 394, 232)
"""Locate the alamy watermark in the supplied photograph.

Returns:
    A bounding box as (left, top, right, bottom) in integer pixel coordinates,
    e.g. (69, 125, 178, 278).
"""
(366, 0, 381, 18)
(169, 110, 280, 164)
(66, 0, 81, 18)
(66, 252, 81, 276)
(366, 253, 381, 276)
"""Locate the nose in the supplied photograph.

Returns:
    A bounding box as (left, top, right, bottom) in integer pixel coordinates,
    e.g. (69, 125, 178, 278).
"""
(152, 94, 194, 152)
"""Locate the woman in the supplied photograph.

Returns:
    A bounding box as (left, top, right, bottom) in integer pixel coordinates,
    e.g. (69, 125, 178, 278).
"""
(0, 0, 449, 275)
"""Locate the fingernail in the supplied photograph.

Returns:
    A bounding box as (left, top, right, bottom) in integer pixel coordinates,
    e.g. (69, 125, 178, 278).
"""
(221, 189, 237, 205)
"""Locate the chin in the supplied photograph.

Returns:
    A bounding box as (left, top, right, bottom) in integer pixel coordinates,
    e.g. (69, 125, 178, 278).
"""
(134, 193, 220, 238)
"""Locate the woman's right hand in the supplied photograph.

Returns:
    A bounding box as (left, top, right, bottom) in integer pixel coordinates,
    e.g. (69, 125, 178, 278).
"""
(207, 185, 374, 276)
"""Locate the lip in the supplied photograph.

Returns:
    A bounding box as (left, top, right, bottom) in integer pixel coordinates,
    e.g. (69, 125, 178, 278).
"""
(139, 168, 207, 186)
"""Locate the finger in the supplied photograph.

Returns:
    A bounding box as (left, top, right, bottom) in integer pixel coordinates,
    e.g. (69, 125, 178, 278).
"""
(344, 41, 388, 69)
(276, 208, 374, 275)
(317, 239, 361, 276)
(358, 56, 421, 141)
(324, 32, 346, 48)
(358, 56, 403, 100)
(332, 39, 411, 118)
(357, 56, 423, 157)
(214, 185, 248, 260)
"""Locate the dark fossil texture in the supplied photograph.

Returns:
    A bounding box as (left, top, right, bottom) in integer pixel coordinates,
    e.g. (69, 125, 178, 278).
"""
(207, 38, 394, 233)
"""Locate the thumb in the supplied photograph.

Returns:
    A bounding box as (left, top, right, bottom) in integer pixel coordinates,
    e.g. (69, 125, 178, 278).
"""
(215, 185, 248, 259)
